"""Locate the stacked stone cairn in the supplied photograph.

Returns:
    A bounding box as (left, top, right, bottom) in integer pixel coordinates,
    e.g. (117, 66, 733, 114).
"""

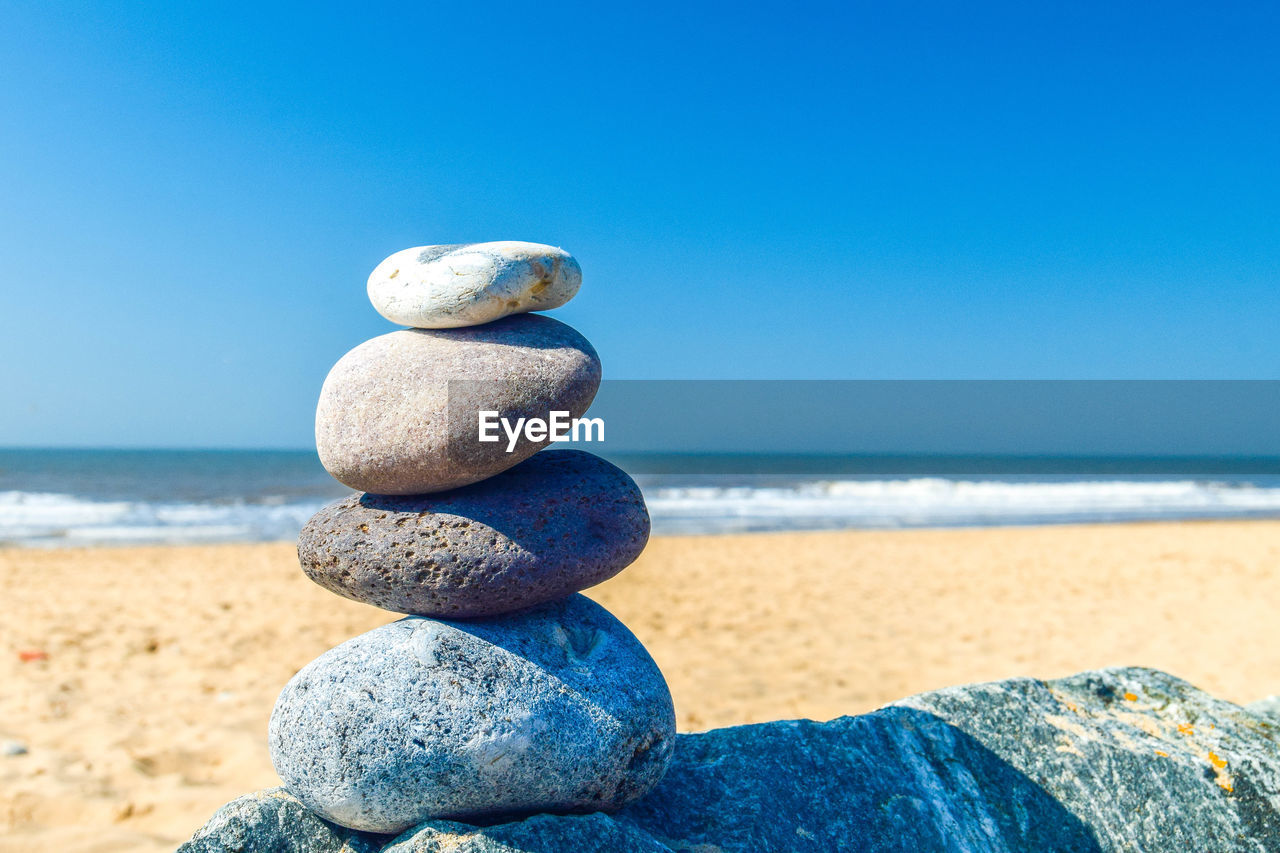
(269, 242, 676, 834)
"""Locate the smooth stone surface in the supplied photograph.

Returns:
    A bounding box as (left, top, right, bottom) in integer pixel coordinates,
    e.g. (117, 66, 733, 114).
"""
(315, 314, 600, 495)
(203, 667, 1280, 851)
(298, 450, 649, 618)
(268, 595, 675, 834)
(368, 242, 581, 329)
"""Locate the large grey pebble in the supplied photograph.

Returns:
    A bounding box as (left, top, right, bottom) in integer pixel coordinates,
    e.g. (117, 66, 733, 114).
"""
(298, 450, 649, 618)
(315, 314, 600, 495)
(1246, 695, 1280, 722)
(268, 595, 675, 834)
(368, 242, 581, 329)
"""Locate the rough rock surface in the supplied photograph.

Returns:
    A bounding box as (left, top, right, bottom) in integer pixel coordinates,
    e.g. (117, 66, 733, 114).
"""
(176, 788, 386, 853)
(268, 595, 675, 833)
(298, 450, 649, 618)
(367, 242, 581, 329)
(382, 813, 670, 852)
(315, 315, 600, 495)
(196, 667, 1280, 851)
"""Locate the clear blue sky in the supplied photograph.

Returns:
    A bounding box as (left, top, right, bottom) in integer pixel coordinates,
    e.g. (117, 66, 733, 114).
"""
(2, 2, 1277, 449)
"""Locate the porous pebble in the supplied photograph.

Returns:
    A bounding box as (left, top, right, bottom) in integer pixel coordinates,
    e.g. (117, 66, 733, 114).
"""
(298, 450, 649, 618)
(368, 242, 581, 329)
(315, 314, 600, 495)
(268, 595, 675, 833)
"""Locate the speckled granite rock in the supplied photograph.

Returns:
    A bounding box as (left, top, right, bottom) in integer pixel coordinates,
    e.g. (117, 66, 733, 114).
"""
(269, 595, 675, 833)
(196, 667, 1280, 851)
(617, 666, 1280, 851)
(315, 315, 600, 495)
(298, 450, 649, 618)
(176, 788, 385, 853)
(367, 242, 581, 329)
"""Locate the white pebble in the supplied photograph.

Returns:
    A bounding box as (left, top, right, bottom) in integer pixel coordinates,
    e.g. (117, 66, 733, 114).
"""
(367, 241, 581, 329)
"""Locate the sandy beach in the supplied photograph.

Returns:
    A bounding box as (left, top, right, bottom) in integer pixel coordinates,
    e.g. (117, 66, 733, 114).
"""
(4, 520, 1280, 851)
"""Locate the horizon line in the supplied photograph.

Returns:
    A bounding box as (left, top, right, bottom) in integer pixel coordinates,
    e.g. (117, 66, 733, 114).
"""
(5, 446, 1280, 461)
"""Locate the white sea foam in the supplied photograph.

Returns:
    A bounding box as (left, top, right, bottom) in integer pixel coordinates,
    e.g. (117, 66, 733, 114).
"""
(2, 478, 1279, 545)
(0, 490, 327, 547)
(644, 478, 1280, 534)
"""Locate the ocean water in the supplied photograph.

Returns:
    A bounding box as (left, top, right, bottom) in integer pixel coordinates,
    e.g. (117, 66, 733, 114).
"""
(2, 449, 1280, 546)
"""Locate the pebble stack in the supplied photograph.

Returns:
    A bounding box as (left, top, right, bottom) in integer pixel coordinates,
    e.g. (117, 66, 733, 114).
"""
(269, 242, 676, 834)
